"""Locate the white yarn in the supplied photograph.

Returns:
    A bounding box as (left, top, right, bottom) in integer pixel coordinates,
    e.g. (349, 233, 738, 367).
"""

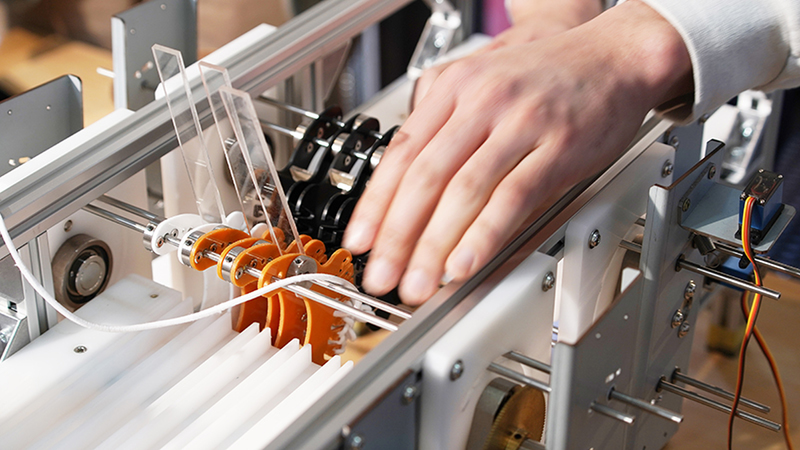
(0, 212, 370, 335)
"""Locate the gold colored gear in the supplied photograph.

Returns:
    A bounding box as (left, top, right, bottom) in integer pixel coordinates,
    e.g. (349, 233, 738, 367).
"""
(482, 385, 546, 450)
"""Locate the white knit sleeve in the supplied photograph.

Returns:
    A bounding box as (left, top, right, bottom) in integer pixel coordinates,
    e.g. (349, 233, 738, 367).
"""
(641, 0, 800, 122)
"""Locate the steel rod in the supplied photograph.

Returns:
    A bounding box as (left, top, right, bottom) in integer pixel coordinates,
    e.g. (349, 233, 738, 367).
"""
(258, 97, 383, 140)
(609, 389, 683, 423)
(504, 351, 551, 374)
(672, 371, 770, 413)
(590, 401, 636, 425)
(82, 204, 147, 234)
(310, 278, 412, 319)
(284, 284, 399, 332)
(715, 242, 800, 279)
(658, 379, 780, 432)
(619, 240, 642, 253)
(677, 257, 781, 300)
(96, 195, 162, 221)
(259, 119, 331, 148)
(487, 363, 551, 393)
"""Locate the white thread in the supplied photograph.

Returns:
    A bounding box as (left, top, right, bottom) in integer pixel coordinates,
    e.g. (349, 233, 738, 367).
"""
(0, 213, 365, 334)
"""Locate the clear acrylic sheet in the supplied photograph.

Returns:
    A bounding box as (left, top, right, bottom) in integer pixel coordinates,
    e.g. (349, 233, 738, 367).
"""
(217, 85, 303, 253)
(152, 44, 225, 223)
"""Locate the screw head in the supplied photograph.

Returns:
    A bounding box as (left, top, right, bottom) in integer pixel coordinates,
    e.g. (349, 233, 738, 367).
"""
(74, 346, 87, 354)
(681, 198, 691, 212)
(542, 272, 555, 292)
(708, 164, 716, 179)
(671, 310, 685, 328)
(684, 280, 697, 301)
(678, 321, 691, 338)
(589, 230, 601, 249)
(64, 220, 73, 232)
(450, 360, 464, 381)
(350, 434, 364, 449)
(662, 160, 674, 178)
(669, 136, 680, 149)
(402, 385, 418, 405)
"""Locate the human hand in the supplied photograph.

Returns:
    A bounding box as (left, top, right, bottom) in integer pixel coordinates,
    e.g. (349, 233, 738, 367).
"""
(414, 0, 603, 107)
(344, 0, 693, 305)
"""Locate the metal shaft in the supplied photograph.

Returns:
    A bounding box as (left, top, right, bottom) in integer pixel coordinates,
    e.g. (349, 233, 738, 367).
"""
(504, 351, 551, 374)
(658, 379, 780, 432)
(590, 401, 636, 425)
(259, 119, 331, 149)
(609, 389, 683, 423)
(672, 370, 770, 413)
(96, 195, 162, 222)
(487, 363, 551, 393)
(259, 97, 383, 140)
(619, 240, 642, 253)
(677, 257, 781, 300)
(311, 278, 412, 320)
(715, 242, 800, 279)
(85, 203, 404, 332)
(82, 204, 147, 234)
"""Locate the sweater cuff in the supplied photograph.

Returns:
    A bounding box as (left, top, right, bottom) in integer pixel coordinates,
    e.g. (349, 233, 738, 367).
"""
(640, 0, 790, 123)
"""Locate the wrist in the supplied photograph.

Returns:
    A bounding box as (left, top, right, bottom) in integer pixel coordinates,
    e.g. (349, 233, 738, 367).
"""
(587, 0, 693, 110)
(508, 0, 602, 28)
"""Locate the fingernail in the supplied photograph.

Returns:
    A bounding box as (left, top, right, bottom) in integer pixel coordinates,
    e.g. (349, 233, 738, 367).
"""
(440, 273, 454, 285)
(343, 221, 375, 252)
(447, 247, 475, 279)
(362, 258, 396, 295)
(400, 269, 435, 302)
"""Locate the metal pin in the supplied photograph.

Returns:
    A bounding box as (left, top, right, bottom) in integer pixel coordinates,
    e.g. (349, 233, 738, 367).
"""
(676, 256, 780, 300)
(282, 283, 398, 332)
(672, 370, 770, 413)
(715, 242, 800, 280)
(82, 204, 147, 234)
(619, 240, 642, 253)
(487, 363, 551, 393)
(310, 278, 412, 319)
(609, 388, 683, 423)
(590, 401, 636, 425)
(658, 379, 780, 432)
(259, 119, 332, 148)
(96, 195, 162, 221)
(503, 351, 551, 374)
(258, 97, 383, 140)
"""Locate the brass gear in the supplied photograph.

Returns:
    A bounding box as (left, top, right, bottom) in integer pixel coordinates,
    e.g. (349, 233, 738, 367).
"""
(482, 385, 546, 450)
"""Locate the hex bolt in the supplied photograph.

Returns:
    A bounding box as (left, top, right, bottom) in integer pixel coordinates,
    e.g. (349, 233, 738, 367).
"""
(662, 160, 674, 178)
(350, 434, 364, 449)
(402, 385, 418, 405)
(450, 360, 464, 381)
(671, 310, 685, 328)
(589, 230, 601, 249)
(542, 272, 556, 292)
(678, 321, 691, 338)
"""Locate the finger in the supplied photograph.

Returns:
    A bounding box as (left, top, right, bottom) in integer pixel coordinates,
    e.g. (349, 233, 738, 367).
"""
(398, 121, 540, 304)
(446, 142, 568, 280)
(412, 64, 447, 110)
(361, 108, 493, 296)
(342, 86, 456, 254)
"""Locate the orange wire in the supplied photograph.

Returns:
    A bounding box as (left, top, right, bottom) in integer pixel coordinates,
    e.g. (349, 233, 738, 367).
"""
(728, 196, 793, 450)
(741, 291, 795, 450)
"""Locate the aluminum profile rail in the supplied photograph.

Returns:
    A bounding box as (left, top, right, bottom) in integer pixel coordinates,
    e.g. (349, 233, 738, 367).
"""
(0, 0, 414, 258)
(271, 117, 672, 449)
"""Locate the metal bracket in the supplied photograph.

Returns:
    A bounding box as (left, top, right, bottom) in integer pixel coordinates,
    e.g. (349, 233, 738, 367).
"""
(0, 75, 83, 178)
(112, 0, 198, 110)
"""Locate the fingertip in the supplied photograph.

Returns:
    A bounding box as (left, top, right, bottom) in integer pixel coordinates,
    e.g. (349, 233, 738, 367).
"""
(399, 269, 439, 305)
(445, 246, 476, 281)
(342, 220, 376, 254)
(361, 257, 400, 297)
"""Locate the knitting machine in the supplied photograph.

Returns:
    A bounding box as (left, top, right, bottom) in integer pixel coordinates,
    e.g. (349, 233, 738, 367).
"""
(0, 0, 797, 448)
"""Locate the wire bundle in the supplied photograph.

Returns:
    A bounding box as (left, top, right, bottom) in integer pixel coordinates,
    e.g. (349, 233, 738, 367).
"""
(728, 196, 794, 449)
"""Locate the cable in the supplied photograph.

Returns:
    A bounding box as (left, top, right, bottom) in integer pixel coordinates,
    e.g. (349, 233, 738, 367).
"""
(728, 196, 761, 449)
(741, 291, 794, 449)
(0, 212, 361, 333)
